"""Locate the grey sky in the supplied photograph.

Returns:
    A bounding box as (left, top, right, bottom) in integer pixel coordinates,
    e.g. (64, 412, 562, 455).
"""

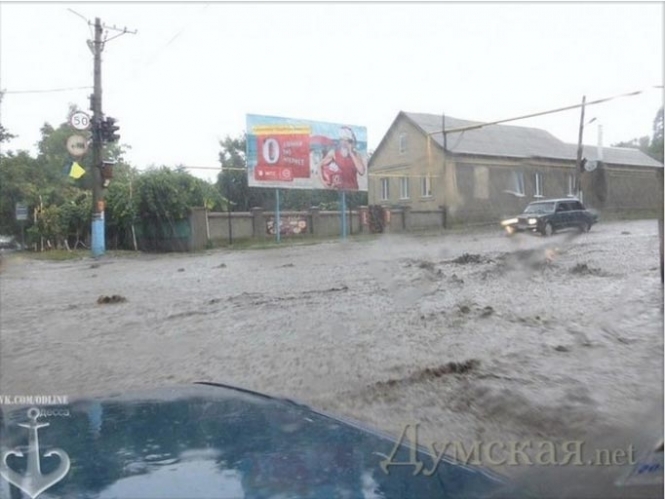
(1, 2, 662, 181)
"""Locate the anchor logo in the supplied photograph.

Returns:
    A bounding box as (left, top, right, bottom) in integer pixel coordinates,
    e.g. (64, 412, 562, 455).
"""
(0, 407, 70, 498)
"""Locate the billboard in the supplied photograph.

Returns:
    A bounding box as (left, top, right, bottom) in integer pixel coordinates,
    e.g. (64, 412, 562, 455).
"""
(246, 114, 368, 191)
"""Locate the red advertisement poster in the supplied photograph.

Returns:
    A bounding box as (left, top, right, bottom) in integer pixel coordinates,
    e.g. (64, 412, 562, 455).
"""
(254, 132, 310, 182)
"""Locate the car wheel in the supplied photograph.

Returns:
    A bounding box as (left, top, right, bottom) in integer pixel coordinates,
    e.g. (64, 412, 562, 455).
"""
(580, 222, 590, 233)
(542, 222, 554, 237)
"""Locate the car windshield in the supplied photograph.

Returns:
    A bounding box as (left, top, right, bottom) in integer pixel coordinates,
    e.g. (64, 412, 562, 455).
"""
(523, 202, 555, 214)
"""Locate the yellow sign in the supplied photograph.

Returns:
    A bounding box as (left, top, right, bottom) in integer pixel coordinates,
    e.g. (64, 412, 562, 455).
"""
(69, 162, 86, 179)
(251, 125, 311, 135)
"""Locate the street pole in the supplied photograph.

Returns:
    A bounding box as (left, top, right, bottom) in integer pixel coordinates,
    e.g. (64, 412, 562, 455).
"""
(442, 113, 448, 229)
(226, 175, 233, 245)
(91, 17, 105, 258)
(575, 95, 586, 201)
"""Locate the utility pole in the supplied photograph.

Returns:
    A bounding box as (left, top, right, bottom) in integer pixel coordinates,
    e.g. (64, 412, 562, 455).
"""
(441, 113, 448, 229)
(575, 95, 586, 200)
(86, 18, 136, 258)
(91, 17, 104, 257)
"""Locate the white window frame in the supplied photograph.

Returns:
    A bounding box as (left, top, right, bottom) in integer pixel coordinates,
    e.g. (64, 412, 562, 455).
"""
(398, 133, 407, 154)
(421, 175, 432, 198)
(534, 172, 544, 198)
(399, 176, 410, 199)
(504, 170, 525, 197)
(381, 178, 390, 201)
(567, 174, 576, 197)
(473, 166, 489, 199)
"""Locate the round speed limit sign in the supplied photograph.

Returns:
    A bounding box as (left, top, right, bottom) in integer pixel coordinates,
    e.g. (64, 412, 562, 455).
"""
(70, 111, 91, 131)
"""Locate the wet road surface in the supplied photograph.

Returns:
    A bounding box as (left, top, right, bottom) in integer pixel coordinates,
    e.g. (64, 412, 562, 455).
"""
(1, 220, 662, 491)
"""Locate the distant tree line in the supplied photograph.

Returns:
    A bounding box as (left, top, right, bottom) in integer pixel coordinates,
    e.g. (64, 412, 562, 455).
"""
(0, 108, 367, 251)
(611, 106, 663, 163)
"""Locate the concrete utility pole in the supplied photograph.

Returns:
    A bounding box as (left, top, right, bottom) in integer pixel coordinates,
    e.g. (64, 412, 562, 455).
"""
(86, 17, 136, 257)
(91, 17, 104, 257)
(575, 95, 586, 200)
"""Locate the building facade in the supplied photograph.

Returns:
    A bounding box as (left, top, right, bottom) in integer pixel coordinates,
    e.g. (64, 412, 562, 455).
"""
(369, 112, 663, 226)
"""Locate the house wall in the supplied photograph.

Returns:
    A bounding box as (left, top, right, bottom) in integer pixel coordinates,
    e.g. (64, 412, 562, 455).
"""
(447, 156, 578, 224)
(369, 115, 663, 226)
(369, 118, 444, 211)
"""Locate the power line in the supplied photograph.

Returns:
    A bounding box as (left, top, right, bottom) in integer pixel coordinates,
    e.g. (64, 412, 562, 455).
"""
(429, 86, 664, 136)
(3, 86, 92, 95)
(128, 3, 210, 79)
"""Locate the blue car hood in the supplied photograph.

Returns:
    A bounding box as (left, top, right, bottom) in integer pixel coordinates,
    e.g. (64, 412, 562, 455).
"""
(0, 383, 521, 498)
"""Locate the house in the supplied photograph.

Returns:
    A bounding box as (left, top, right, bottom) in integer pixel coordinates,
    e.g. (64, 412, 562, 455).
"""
(368, 111, 663, 227)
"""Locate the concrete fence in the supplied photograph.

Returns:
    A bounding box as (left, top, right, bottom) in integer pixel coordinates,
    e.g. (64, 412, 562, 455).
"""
(155, 199, 662, 252)
(186, 206, 447, 251)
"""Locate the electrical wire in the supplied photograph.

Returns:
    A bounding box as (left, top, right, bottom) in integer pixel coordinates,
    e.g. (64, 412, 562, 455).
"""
(431, 86, 664, 136)
(129, 3, 210, 78)
(3, 86, 92, 95)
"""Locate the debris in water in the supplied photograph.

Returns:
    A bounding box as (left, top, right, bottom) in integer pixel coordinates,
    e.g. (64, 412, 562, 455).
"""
(480, 306, 495, 318)
(452, 253, 486, 264)
(376, 359, 480, 389)
(458, 304, 471, 314)
(280, 263, 295, 268)
(544, 247, 559, 263)
(215, 263, 227, 269)
(90, 263, 101, 269)
(97, 295, 127, 305)
(570, 263, 602, 276)
(177, 268, 185, 272)
(554, 345, 570, 353)
(417, 260, 436, 271)
(621, 231, 631, 235)
(450, 273, 464, 285)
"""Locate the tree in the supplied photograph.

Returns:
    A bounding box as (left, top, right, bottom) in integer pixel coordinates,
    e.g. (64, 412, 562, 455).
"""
(612, 107, 664, 164)
(216, 134, 368, 212)
(216, 135, 271, 211)
(612, 136, 650, 154)
(0, 124, 15, 144)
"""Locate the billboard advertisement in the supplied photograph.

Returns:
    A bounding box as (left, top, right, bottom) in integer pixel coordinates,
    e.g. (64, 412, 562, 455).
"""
(246, 114, 368, 191)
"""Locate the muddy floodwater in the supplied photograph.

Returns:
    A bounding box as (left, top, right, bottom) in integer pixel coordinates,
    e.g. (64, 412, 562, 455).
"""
(1, 220, 663, 490)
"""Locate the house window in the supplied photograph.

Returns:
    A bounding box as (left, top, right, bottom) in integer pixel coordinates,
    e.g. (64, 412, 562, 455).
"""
(421, 175, 432, 197)
(534, 173, 543, 198)
(474, 166, 489, 199)
(567, 174, 576, 197)
(399, 177, 410, 199)
(399, 133, 407, 154)
(504, 170, 525, 197)
(381, 178, 390, 201)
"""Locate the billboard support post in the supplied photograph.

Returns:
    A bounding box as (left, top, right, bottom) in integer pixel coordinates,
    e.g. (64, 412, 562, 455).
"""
(340, 191, 347, 240)
(275, 189, 281, 244)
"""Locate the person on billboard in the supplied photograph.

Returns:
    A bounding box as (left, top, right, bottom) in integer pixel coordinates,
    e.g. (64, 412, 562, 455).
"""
(318, 127, 366, 190)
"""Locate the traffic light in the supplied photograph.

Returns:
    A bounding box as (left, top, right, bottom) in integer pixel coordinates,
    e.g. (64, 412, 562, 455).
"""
(102, 117, 120, 143)
(100, 160, 115, 188)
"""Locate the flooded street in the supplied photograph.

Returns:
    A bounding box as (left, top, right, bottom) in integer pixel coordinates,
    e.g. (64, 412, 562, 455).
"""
(1, 220, 662, 478)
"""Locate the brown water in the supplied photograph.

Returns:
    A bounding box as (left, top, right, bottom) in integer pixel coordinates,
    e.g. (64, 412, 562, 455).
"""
(1, 220, 662, 495)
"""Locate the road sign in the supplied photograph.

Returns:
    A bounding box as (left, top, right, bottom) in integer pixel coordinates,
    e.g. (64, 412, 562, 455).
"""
(70, 111, 91, 131)
(66, 135, 89, 157)
(15, 203, 28, 221)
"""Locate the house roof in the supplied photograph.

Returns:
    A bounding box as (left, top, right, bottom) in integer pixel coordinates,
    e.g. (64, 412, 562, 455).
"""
(400, 111, 663, 168)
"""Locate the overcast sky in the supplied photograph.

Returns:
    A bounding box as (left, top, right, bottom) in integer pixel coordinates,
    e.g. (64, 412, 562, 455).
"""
(1, 2, 662, 181)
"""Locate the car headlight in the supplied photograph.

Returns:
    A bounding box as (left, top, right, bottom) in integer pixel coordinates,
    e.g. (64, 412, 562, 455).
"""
(501, 218, 518, 226)
(528, 218, 537, 225)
